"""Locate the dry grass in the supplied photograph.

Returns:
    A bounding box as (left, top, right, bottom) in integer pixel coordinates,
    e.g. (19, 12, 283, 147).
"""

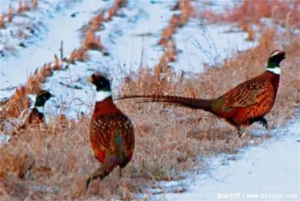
(32, 0, 38, 10)
(82, 31, 106, 53)
(226, 0, 300, 26)
(79, 0, 129, 56)
(201, 0, 300, 27)
(0, 99, 260, 200)
(0, 0, 83, 56)
(199, 0, 300, 41)
(1, 0, 300, 200)
(105, 0, 127, 21)
(8, 4, 13, 23)
(0, 13, 5, 29)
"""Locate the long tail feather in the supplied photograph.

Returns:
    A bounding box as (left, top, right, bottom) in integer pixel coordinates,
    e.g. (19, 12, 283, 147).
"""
(116, 95, 213, 112)
(86, 154, 120, 190)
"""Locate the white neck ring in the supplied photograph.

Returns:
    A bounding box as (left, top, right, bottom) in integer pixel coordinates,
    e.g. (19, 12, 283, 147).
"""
(35, 106, 44, 113)
(96, 91, 112, 102)
(266, 67, 280, 75)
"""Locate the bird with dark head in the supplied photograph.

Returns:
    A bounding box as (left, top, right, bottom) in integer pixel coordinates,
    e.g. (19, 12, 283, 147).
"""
(117, 50, 286, 137)
(19, 90, 54, 130)
(86, 72, 135, 190)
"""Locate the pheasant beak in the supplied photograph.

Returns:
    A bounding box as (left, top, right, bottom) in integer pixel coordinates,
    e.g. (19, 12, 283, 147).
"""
(87, 76, 94, 83)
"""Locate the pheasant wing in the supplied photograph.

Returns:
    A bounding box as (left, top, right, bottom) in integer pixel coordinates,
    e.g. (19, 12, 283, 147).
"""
(92, 114, 134, 156)
(222, 80, 265, 109)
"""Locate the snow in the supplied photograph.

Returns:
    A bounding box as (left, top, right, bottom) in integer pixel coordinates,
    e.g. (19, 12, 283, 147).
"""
(172, 21, 257, 73)
(154, 115, 300, 201)
(0, 1, 15, 14)
(0, 133, 10, 144)
(1, 0, 256, 100)
(1, 0, 299, 199)
(0, 0, 111, 98)
(1, 0, 257, 120)
(93, 1, 257, 75)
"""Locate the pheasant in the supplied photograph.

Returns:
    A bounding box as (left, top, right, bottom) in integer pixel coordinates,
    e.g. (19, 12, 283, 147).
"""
(117, 50, 286, 137)
(86, 72, 135, 190)
(18, 90, 54, 130)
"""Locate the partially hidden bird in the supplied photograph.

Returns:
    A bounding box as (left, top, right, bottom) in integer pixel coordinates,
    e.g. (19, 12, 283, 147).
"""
(19, 90, 54, 130)
(86, 72, 135, 190)
(116, 50, 286, 137)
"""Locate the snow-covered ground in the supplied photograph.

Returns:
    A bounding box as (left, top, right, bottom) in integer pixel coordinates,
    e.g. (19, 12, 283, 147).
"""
(1, 1, 299, 200)
(173, 22, 256, 73)
(0, 0, 112, 97)
(154, 115, 300, 201)
(0, 0, 257, 122)
(0, 0, 256, 101)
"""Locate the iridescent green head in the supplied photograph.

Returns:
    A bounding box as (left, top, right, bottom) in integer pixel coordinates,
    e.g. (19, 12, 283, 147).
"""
(34, 90, 54, 107)
(266, 50, 286, 74)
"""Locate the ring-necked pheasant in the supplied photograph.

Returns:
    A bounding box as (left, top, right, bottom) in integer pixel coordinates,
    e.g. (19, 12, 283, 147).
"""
(86, 72, 135, 190)
(18, 90, 54, 130)
(117, 50, 286, 137)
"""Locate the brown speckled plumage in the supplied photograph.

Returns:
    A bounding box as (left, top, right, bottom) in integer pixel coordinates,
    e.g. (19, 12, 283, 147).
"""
(86, 73, 135, 190)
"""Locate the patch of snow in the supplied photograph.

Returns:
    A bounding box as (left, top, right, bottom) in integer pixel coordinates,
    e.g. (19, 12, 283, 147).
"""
(0, 1, 17, 14)
(198, 0, 240, 14)
(40, 61, 97, 118)
(172, 20, 257, 73)
(154, 115, 300, 201)
(0, 0, 111, 98)
(0, 133, 10, 144)
(0, 0, 83, 56)
(93, 0, 177, 75)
